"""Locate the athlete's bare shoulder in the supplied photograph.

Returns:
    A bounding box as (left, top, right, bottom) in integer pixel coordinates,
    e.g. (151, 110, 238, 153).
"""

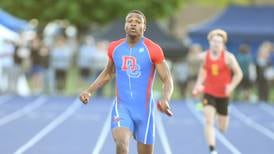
(197, 51, 207, 63)
(224, 50, 237, 67)
(224, 50, 234, 57)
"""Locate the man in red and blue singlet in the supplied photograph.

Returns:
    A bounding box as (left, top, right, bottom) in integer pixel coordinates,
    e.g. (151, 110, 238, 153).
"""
(80, 10, 174, 154)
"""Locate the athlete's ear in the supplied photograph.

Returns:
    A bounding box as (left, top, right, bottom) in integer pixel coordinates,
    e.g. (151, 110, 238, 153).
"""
(124, 24, 126, 32)
(143, 24, 146, 32)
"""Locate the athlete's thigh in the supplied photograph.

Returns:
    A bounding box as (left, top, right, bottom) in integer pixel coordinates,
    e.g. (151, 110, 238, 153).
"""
(203, 105, 216, 123)
(215, 97, 229, 131)
(134, 110, 155, 145)
(111, 101, 134, 134)
(218, 114, 229, 125)
(137, 142, 153, 154)
(203, 94, 217, 121)
(215, 97, 229, 116)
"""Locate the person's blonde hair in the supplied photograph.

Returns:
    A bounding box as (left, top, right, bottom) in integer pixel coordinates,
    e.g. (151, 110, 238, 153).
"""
(207, 29, 228, 43)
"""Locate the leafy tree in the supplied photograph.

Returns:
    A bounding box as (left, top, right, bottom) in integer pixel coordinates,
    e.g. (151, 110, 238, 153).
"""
(0, 0, 184, 29)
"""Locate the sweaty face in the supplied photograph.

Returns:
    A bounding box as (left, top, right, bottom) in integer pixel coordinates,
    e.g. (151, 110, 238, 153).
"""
(209, 35, 225, 52)
(124, 13, 145, 38)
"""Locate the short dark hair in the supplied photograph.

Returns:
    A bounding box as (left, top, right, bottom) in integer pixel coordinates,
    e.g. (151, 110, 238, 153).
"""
(127, 10, 146, 24)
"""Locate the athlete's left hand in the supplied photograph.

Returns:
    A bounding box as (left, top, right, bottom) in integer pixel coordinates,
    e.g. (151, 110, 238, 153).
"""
(225, 84, 234, 96)
(157, 100, 173, 117)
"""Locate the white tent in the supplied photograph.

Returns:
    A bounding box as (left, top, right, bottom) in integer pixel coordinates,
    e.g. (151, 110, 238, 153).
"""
(0, 24, 19, 41)
(0, 24, 30, 96)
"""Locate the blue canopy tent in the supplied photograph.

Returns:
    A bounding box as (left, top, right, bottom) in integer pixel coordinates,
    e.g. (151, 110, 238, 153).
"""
(0, 9, 28, 32)
(188, 6, 274, 57)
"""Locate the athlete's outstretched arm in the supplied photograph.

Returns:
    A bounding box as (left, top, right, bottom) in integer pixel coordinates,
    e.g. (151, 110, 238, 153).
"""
(156, 60, 174, 111)
(80, 60, 115, 104)
(226, 53, 243, 96)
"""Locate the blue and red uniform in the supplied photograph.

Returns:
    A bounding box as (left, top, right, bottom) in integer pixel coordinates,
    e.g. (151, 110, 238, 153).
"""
(108, 37, 164, 144)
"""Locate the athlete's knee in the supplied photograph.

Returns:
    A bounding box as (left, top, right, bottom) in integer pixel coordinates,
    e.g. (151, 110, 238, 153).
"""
(112, 127, 131, 153)
(219, 127, 227, 133)
(205, 116, 215, 126)
(219, 122, 228, 133)
(218, 115, 229, 133)
(114, 138, 129, 153)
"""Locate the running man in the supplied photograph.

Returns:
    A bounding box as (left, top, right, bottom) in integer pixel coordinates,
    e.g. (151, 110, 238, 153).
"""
(192, 29, 243, 154)
(80, 10, 174, 154)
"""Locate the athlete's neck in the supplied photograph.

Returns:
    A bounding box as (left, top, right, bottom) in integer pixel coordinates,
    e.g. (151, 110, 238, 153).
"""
(210, 49, 222, 59)
(126, 35, 143, 47)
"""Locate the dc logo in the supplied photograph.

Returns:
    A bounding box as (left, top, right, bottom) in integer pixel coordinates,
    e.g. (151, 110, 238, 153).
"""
(112, 116, 121, 122)
(122, 56, 141, 78)
(139, 48, 144, 53)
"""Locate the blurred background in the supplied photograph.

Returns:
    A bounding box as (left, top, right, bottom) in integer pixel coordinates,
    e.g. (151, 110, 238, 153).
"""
(0, 0, 274, 103)
(1, 0, 274, 154)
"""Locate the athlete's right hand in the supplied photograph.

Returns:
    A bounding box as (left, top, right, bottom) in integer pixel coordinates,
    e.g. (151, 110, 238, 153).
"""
(192, 85, 204, 97)
(79, 91, 91, 104)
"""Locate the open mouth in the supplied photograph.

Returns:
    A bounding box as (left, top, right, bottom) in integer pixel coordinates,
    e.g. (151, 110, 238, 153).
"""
(130, 28, 136, 32)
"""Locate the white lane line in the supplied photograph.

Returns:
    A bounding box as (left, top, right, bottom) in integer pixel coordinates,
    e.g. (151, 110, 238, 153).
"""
(0, 96, 47, 127)
(156, 113, 172, 154)
(231, 105, 274, 141)
(91, 102, 113, 154)
(0, 95, 12, 106)
(14, 99, 82, 154)
(259, 104, 274, 118)
(186, 101, 241, 154)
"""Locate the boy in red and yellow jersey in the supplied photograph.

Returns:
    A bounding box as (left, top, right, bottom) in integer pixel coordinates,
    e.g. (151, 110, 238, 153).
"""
(193, 29, 243, 154)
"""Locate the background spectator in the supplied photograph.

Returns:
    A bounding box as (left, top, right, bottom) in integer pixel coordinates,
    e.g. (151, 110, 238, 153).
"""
(236, 44, 254, 101)
(256, 41, 273, 102)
